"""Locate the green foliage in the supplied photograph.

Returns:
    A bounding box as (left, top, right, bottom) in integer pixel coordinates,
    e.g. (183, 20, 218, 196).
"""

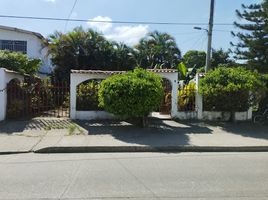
(178, 62, 187, 80)
(199, 67, 266, 112)
(135, 31, 181, 69)
(0, 50, 40, 74)
(98, 68, 164, 118)
(48, 28, 183, 82)
(48, 27, 135, 82)
(183, 50, 206, 69)
(231, 0, 268, 73)
(76, 80, 103, 111)
(178, 83, 196, 111)
(6, 80, 56, 118)
(258, 74, 268, 110)
(211, 48, 237, 68)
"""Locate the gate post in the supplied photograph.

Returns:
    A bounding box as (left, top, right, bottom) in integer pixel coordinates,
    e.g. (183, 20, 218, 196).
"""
(170, 73, 178, 118)
(0, 68, 7, 121)
(70, 72, 77, 119)
(195, 73, 203, 120)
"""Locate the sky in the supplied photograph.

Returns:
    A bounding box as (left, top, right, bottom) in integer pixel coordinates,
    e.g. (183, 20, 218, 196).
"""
(0, 0, 262, 55)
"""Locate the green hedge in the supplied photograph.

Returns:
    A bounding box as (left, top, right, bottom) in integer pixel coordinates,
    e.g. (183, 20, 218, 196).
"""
(199, 67, 266, 112)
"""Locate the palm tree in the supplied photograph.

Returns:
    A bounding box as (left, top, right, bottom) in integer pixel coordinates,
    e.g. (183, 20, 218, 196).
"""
(112, 43, 136, 71)
(47, 27, 118, 82)
(135, 31, 181, 69)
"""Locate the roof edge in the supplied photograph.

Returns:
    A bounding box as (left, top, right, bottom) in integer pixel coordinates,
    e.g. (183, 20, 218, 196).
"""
(0, 25, 44, 39)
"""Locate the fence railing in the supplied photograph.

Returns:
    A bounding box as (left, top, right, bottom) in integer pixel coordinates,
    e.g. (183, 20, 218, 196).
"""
(7, 80, 69, 119)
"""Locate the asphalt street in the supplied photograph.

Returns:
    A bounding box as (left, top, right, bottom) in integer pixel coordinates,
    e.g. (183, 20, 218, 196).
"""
(0, 152, 267, 199)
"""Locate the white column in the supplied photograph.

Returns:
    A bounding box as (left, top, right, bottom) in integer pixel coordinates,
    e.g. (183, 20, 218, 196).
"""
(247, 107, 253, 120)
(171, 76, 178, 118)
(195, 74, 203, 120)
(0, 68, 7, 121)
(70, 73, 77, 119)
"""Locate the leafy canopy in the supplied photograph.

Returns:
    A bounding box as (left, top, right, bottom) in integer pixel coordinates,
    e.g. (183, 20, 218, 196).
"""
(135, 31, 181, 69)
(182, 50, 206, 69)
(98, 68, 164, 118)
(0, 50, 40, 75)
(47, 27, 136, 82)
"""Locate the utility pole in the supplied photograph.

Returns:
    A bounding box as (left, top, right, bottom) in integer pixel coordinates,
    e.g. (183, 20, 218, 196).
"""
(205, 0, 215, 73)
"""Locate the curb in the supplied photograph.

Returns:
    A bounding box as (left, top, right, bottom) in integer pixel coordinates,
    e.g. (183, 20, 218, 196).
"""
(33, 146, 268, 153)
(0, 151, 31, 155)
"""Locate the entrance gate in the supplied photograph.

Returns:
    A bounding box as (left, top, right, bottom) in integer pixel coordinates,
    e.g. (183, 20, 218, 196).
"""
(7, 79, 70, 119)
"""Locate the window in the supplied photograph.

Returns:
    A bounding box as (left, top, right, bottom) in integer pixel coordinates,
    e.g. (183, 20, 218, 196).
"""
(0, 40, 27, 54)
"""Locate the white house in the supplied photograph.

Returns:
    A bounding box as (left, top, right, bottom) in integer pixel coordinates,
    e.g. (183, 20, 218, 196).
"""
(0, 25, 53, 76)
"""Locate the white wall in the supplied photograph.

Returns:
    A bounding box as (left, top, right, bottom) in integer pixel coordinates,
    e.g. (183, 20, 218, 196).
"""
(70, 71, 179, 120)
(0, 68, 24, 121)
(0, 29, 52, 75)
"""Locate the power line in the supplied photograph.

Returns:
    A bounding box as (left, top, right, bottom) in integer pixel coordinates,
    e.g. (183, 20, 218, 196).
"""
(64, 0, 78, 32)
(0, 14, 239, 26)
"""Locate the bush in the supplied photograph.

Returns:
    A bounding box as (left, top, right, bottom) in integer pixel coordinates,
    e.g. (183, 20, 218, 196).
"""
(0, 50, 40, 74)
(199, 67, 266, 114)
(98, 68, 164, 124)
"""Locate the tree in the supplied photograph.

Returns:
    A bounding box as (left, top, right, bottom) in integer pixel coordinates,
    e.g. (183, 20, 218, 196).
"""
(98, 68, 164, 126)
(0, 50, 40, 75)
(231, 0, 268, 73)
(211, 48, 237, 68)
(182, 50, 206, 69)
(135, 31, 181, 69)
(112, 43, 136, 71)
(47, 27, 135, 82)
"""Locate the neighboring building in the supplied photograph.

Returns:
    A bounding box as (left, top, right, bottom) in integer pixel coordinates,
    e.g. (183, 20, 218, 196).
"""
(0, 25, 53, 76)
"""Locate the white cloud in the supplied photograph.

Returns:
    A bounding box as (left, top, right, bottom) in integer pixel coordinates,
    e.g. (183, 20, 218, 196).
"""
(105, 25, 149, 45)
(87, 16, 112, 33)
(87, 16, 149, 45)
(44, 0, 56, 2)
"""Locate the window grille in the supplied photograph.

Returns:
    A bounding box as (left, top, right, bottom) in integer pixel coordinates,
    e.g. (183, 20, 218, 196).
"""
(0, 40, 27, 54)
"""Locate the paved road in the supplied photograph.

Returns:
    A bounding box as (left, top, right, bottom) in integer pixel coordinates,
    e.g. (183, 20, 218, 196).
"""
(0, 152, 267, 199)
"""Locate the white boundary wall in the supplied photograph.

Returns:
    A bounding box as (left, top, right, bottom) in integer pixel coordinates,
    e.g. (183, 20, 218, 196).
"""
(70, 70, 178, 120)
(70, 71, 252, 121)
(0, 68, 24, 121)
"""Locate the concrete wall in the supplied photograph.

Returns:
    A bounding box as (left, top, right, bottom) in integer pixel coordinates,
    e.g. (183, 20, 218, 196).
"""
(70, 71, 178, 120)
(174, 111, 197, 120)
(202, 111, 252, 121)
(0, 68, 24, 121)
(0, 29, 52, 75)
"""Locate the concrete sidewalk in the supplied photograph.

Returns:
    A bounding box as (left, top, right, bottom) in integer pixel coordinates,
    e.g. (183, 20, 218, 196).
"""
(0, 118, 268, 154)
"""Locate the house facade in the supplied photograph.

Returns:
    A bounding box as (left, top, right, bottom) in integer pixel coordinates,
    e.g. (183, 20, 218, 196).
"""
(0, 25, 53, 76)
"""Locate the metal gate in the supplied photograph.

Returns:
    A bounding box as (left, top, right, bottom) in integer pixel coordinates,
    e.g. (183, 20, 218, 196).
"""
(7, 79, 70, 119)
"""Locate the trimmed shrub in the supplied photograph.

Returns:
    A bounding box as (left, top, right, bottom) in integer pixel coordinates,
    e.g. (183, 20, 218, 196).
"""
(98, 68, 164, 124)
(0, 50, 40, 74)
(199, 67, 266, 114)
